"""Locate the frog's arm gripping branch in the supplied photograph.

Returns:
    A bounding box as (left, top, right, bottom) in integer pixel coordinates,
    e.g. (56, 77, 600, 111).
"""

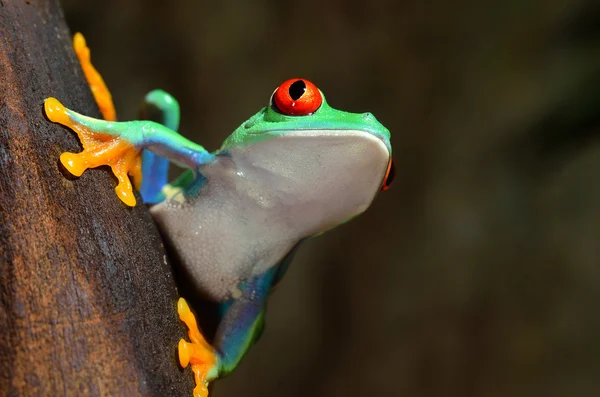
(43, 98, 215, 206)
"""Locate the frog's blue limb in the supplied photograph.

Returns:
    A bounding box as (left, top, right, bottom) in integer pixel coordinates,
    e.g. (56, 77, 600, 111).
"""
(138, 90, 181, 204)
(213, 247, 298, 351)
(177, 268, 275, 394)
(141, 150, 169, 203)
(212, 267, 276, 376)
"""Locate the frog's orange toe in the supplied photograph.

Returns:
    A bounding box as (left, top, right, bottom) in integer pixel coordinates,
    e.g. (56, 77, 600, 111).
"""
(73, 32, 90, 60)
(111, 148, 140, 207)
(115, 182, 137, 207)
(59, 152, 87, 177)
(179, 339, 191, 368)
(192, 380, 209, 397)
(44, 97, 70, 125)
(178, 297, 191, 315)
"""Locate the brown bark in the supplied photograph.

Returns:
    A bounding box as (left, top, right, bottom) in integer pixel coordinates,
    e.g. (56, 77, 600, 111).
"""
(0, 1, 193, 395)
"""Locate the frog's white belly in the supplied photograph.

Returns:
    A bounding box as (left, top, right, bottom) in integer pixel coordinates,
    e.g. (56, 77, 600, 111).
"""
(150, 130, 389, 301)
(150, 181, 299, 301)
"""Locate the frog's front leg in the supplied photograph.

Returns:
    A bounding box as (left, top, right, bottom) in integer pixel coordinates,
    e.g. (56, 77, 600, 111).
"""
(178, 269, 273, 396)
(44, 98, 215, 206)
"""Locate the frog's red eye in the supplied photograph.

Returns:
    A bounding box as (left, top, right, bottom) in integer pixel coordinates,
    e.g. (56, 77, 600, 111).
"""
(272, 78, 322, 116)
(381, 157, 395, 191)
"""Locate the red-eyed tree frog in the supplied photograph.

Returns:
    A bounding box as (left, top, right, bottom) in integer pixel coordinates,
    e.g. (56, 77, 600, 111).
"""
(44, 33, 394, 397)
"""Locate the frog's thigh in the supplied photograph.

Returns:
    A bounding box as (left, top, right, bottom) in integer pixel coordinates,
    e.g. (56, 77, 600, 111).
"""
(176, 270, 272, 395)
(212, 268, 274, 376)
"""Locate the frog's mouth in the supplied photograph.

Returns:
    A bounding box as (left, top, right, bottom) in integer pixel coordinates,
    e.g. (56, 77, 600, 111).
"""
(261, 126, 392, 154)
(285, 128, 390, 151)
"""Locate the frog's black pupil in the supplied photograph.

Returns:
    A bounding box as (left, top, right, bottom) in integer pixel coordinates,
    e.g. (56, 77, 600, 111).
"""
(385, 160, 396, 186)
(289, 80, 306, 100)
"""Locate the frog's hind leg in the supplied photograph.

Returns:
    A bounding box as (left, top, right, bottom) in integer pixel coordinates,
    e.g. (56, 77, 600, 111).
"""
(74, 33, 167, 204)
(178, 269, 274, 396)
(177, 298, 219, 397)
(138, 90, 181, 204)
(66, 33, 142, 204)
(73, 32, 116, 122)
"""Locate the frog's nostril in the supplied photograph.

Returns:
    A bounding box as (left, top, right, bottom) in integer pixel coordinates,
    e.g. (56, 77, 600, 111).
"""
(362, 112, 377, 122)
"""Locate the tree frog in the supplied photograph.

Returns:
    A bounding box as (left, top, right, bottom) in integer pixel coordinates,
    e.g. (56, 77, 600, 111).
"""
(44, 34, 394, 397)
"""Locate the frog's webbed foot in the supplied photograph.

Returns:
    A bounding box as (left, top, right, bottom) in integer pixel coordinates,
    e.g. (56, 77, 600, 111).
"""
(44, 98, 142, 206)
(178, 298, 219, 397)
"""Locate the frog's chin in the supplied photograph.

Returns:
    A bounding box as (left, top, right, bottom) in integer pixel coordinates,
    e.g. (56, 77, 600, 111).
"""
(224, 129, 390, 235)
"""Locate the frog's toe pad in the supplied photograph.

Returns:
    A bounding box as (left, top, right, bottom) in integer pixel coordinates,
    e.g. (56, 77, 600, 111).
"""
(179, 339, 191, 368)
(192, 377, 209, 397)
(73, 32, 90, 61)
(45, 97, 71, 125)
(59, 152, 86, 177)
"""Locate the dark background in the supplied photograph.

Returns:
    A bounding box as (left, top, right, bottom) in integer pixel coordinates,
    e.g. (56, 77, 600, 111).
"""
(61, 1, 600, 396)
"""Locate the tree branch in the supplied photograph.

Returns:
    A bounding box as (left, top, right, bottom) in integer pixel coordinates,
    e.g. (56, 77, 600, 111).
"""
(0, 1, 192, 395)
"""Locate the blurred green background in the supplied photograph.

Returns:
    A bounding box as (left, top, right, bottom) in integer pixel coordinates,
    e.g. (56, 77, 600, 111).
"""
(61, 0, 600, 396)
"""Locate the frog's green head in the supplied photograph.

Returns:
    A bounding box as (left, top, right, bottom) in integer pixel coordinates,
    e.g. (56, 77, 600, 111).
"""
(223, 78, 394, 186)
(225, 79, 391, 148)
(221, 79, 394, 230)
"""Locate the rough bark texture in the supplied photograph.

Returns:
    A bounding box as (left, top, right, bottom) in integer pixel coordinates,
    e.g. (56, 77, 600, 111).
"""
(0, 1, 193, 396)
